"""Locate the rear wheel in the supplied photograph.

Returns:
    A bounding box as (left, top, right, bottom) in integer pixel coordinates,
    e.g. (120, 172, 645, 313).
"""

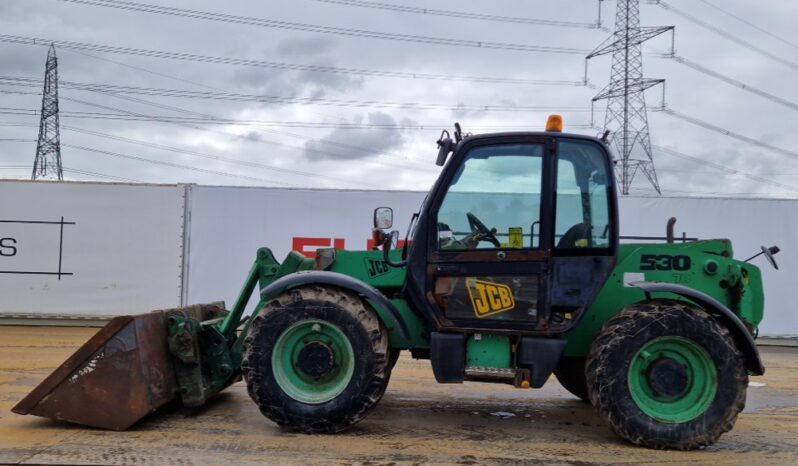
(586, 301, 748, 450)
(242, 286, 390, 433)
(554, 357, 589, 402)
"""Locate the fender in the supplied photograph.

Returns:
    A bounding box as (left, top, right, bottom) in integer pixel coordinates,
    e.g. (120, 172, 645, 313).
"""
(630, 281, 764, 375)
(259, 270, 411, 340)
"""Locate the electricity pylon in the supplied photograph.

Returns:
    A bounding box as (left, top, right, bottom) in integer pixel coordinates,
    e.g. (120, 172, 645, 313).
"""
(587, 0, 673, 194)
(32, 44, 63, 181)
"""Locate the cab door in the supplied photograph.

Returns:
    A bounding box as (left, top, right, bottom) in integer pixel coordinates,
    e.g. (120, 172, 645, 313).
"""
(425, 137, 555, 332)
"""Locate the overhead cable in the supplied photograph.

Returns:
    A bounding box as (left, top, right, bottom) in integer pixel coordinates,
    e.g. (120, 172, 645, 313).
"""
(0, 34, 586, 86)
(0, 76, 591, 112)
(311, 0, 602, 29)
(653, 144, 798, 193)
(651, 0, 798, 72)
(57, 0, 591, 54)
(657, 108, 798, 161)
(662, 54, 798, 113)
(62, 143, 300, 186)
(696, 0, 798, 51)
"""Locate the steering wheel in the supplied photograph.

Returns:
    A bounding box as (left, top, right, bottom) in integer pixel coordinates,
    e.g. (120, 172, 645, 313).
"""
(466, 212, 501, 248)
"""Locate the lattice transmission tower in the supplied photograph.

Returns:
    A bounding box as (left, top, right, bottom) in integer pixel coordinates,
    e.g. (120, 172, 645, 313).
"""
(31, 44, 63, 181)
(586, 0, 673, 194)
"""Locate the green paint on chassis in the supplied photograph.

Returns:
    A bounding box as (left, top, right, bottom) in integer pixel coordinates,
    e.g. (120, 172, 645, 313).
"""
(564, 239, 764, 357)
(170, 237, 763, 417)
(220, 238, 763, 367)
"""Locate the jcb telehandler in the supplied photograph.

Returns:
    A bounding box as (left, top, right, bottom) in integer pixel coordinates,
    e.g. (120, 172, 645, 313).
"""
(14, 116, 777, 450)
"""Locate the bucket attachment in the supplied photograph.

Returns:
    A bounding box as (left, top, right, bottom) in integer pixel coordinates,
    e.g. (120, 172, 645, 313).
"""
(12, 303, 227, 431)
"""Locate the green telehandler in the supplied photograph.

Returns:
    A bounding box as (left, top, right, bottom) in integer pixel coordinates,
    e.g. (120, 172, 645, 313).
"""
(13, 116, 778, 450)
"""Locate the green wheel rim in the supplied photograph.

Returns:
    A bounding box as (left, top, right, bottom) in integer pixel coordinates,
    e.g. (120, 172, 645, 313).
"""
(628, 336, 718, 423)
(271, 319, 355, 404)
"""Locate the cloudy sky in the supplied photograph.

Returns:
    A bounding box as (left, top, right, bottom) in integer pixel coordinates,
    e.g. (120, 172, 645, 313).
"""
(1, 0, 797, 197)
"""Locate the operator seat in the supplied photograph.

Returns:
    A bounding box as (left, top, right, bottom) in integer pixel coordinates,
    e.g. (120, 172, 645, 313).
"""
(557, 223, 591, 248)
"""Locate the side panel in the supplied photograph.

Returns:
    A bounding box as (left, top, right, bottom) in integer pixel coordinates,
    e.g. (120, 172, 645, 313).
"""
(0, 180, 185, 315)
(564, 240, 763, 357)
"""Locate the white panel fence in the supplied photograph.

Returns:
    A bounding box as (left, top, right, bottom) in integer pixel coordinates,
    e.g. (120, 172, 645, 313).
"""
(1, 180, 795, 337)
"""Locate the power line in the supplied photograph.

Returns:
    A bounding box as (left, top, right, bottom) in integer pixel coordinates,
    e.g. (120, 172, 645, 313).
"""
(62, 125, 385, 189)
(650, 1, 798, 72)
(0, 53, 440, 171)
(631, 186, 790, 198)
(661, 54, 798, 113)
(658, 108, 798, 161)
(57, 0, 591, 54)
(0, 122, 39, 128)
(62, 143, 299, 186)
(311, 0, 602, 29)
(653, 144, 798, 193)
(696, 0, 798, 51)
(57, 95, 446, 175)
(0, 164, 140, 182)
(0, 106, 594, 130)
(0, 34, 587, 87)
(0, 76, 591, 112)
(56, 93, 446, 175)
(63, 166, 142, 182)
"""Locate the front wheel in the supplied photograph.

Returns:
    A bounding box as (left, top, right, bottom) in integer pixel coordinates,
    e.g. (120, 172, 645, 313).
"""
(242, 286, 390, 433)
(586, 301, 748, 450)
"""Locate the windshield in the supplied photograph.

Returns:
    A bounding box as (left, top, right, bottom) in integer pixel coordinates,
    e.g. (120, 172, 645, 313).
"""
(436, 143, 544, 250)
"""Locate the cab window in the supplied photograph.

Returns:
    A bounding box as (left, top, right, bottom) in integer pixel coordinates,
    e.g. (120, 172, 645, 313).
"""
(555, 140, 612, 249)
(436, 144, 544, 250)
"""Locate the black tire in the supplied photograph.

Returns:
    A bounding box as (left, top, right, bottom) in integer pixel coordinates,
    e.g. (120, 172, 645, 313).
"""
(554, 357, 590, 402)
(586, 300, 748, 450)
(242, 285, 390, 433)
(389, 348, 401, 369)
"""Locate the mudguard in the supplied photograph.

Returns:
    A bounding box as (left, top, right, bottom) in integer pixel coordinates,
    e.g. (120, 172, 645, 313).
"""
(259, 270, 411, 340)
(630, 281, 764, 375)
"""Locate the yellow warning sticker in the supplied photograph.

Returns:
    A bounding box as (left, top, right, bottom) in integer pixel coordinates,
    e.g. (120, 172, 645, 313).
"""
(466, 278, 516, 318)
(508, 227, 523, 248)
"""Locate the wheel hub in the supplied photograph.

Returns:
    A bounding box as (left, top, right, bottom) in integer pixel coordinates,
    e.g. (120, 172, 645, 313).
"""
(297, 341, 335, 379)
(628, 336, 719, 423)
(646, 358, 689, 398)
(271, 319, 356, 404)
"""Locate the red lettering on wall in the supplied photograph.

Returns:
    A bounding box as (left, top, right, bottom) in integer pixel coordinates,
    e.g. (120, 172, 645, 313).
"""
(292, 237, 346, 258)
(293, 237, 409, 258)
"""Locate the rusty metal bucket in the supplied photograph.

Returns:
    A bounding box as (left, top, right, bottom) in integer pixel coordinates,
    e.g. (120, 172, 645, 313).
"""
(12, 303, 226, 430)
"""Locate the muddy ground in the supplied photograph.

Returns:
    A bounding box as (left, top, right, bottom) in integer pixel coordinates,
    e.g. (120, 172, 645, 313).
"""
(1, 326, 797, 465)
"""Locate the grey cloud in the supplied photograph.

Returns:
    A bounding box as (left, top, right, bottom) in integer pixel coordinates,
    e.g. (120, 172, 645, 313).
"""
(303, 112, 406, 161)
(0, 0, 795, 195)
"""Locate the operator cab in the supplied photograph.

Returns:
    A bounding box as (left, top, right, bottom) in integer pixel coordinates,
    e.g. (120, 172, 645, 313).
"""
(382, 116, 619, 336)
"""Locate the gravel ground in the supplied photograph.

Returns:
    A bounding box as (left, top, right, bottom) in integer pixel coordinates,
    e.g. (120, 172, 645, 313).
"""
(1, 326, 796, 465)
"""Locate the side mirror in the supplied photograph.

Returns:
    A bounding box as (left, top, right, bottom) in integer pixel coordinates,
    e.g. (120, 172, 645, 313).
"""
(373, 207, 393, 229)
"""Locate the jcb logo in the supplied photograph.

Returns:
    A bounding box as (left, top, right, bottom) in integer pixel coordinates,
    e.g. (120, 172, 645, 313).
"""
(466, 278, 515, 318)
(364, 258, 390, 278)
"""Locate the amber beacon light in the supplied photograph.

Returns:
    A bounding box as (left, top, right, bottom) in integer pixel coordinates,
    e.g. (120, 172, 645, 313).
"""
(545, 114, 563, 132)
